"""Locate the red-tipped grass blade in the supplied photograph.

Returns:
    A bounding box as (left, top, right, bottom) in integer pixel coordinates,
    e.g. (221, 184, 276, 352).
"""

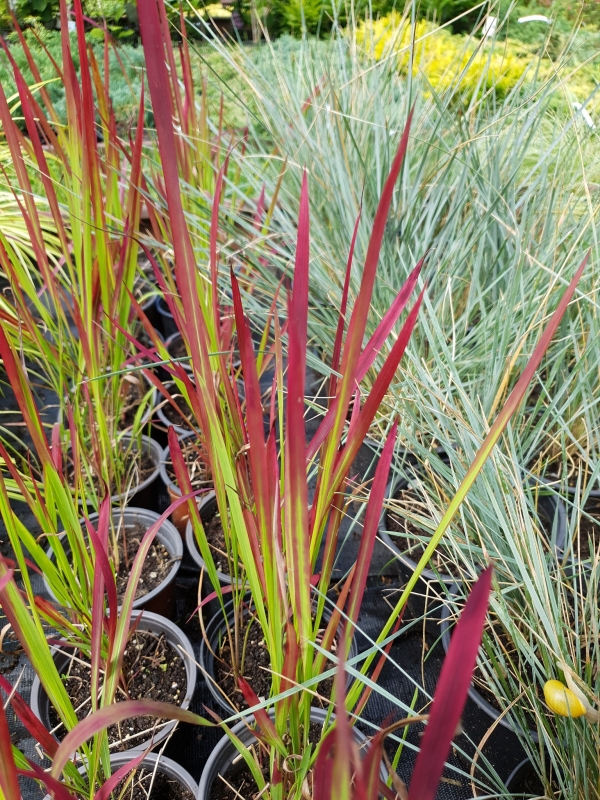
(408, 567, 492, 800)
(94, 748, 150, 800)
(50, 700, 211, 779)
(0, 675, 57, 757)
(237, 679, 286, 755)
(307, 260, 423, 461)
(345, 422, 397, 636)
(283, 172, 312, 659)
(0, 687, 22, 800)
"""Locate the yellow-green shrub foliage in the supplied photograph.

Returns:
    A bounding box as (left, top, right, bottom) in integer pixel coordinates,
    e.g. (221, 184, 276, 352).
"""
(356, 15, 533, 101)
(356, 13, 599, 116)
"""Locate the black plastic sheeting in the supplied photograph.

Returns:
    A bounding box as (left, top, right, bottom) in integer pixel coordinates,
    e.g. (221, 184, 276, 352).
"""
(0, 403, 528, 799)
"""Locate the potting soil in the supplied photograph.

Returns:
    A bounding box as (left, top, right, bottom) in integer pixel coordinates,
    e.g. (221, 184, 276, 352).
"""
(47, 630, 187, 751)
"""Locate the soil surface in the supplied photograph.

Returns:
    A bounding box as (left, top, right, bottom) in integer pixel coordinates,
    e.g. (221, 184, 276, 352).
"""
(209, 722, 324, 800)
(530, 449, 599, 492)
(67, 448, 157, 497)
(48, 630, 186, 751)
(167, 335, 189, 363)
(214, 611, 337, 712)
(115, 767, 195, 800)
(387, 487, 462, 578)
(160, 389, 195, 431)
(119, 376, 153, 431)
(214, 611, 270, 710)
(115, 521, 173, 601)
(203, 511, 231, 576)
(165, 439, 212, 490)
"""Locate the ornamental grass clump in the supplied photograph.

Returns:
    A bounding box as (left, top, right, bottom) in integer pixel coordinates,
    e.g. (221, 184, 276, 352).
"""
(0, 9, 160, 507)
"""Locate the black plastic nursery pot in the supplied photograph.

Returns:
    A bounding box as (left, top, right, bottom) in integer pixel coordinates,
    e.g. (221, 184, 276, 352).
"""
(440, 584, 539, 744)
(43, 753, 198, 800)
(378, 470, 567, 635)
(154, 380, 197, 439)
(185, 492, 232, 587)
(156, 295, 178, 337)
(31, 610, 197, 753)
(165, 332, 193, 374)
(528, 452, 600, 500)
(159, 433, 214, 535)
(556, 494, 600, 581)
(199, 599, 360, 717)
(504, 756, 563, 796)
(197, 708, 387, 800)
(109, 752, 198, 797)
(377, 471, 460, 635)
(58, 373, 158, 435)
(64, 433, 162, 512)
(113, 434, 163, 511)
(505, 757, 542, 795)
(43, 507, 183, 619)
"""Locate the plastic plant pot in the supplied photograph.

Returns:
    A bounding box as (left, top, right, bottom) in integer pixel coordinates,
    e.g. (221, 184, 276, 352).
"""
(42, 752, 198, 799)
(165, 332, 193, 374)
(108, 752, 198, 796)
(377, 471, 462, 635)
(441, 584, 539, 743)
(504, 755, 562, 795)
(156, 295, 178, 337)
(197, 708, 387, 800)
(185, 492, 231, 582)
(112, 433, 163, 511)
(378, 470, 566, 634)
(154, 380, 196, 439)
(159, 432, 213, 535)
(57, 373, 157, 432)
(31, 610, 197, 754)
(199, 599, 360, 717)
(43, 507, 183, 619)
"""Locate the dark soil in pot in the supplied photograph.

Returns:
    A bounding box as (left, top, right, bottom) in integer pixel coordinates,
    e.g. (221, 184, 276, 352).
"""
(155, 384, 196, 434)
(115, 768, 195, 800)
(66, 449, 157, 502)
(201, 509, 231, 576)
(163, 437, 212, 493)
(115, 523, 173, 600)
(505, 757, 562, 796)
(209, 605, 346, 714)
(442, 597, 544, 739)
(185, 495, 243, 600)
(47, 629, 186, 751)
(160, 436, 213, 535)
(118, 375, 155, 432)
(213, 611, 271, 709)
(209, 721, 325, 800)
(165, 333, 190, 366)
(110, 753, 197, 800)
(45, 509, 182, 618)
(528, 448, 600, 496)
(469, 624, 542, 733)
